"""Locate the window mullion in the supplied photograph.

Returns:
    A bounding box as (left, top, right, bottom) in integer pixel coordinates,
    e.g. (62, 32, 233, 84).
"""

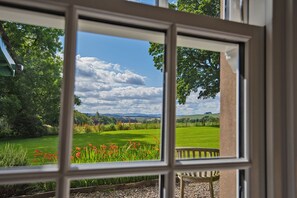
(163, 23, 177, 198)
(56, 6, 78, 198)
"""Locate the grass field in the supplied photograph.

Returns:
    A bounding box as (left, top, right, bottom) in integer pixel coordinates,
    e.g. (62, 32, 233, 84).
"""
(0, 127, 219, 163)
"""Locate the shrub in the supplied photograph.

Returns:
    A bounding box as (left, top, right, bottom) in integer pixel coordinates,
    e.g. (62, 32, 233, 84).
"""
(0, 117, 13, 138)
(44, 124, 59, 135)
(12, 113, 46, 137)
(105, 124, 116, 131)
(84, 124, 96, 133)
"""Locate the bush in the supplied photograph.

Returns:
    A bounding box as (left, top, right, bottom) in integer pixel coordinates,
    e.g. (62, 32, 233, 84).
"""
(105, 124, 116, 131)
(44, 124, 59, 135)
(12, 113, 46, 137)
(0, 117, 13, 138)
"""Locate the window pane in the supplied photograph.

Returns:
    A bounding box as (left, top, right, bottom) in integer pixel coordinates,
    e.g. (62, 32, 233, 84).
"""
(173, 35, 240, 159)
(0, 9, 64, 167)
(127, 0, 157, 6)
(72, 20, 164, 164)
(176, 169, 241, 198)
(168, 0, 220, 19)
(70, 175, 159, 197)
(127, 0, 244, 23)
(0, 181, 56, 197)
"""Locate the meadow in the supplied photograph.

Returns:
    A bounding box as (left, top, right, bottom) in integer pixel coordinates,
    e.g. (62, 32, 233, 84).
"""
(0, 126, 219, 164)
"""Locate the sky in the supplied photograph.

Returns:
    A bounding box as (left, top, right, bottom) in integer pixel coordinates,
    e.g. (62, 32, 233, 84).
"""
(74, 31, 220, 115)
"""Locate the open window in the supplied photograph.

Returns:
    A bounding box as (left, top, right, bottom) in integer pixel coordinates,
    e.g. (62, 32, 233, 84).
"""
(0, 1, 264, 198)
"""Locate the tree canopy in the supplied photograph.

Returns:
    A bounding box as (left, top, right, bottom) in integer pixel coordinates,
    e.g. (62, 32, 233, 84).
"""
(149, 0, 220, 104)
(0, 21, 64, 136)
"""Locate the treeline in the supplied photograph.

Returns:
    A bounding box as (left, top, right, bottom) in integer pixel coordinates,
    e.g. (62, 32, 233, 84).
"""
(176, 116, 220, 127)
(74, 111, 141, 126)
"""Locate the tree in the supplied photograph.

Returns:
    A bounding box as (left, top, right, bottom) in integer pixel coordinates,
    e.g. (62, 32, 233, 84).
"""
(149, 0, 220, 104)
(0, 21, 64, 136)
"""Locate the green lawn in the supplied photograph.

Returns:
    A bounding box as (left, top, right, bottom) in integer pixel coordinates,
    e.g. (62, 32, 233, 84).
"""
(0, 127, 219, 163)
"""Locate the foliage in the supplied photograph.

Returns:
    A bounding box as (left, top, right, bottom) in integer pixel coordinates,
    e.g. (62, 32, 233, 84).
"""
(0, 143, 28, 167)
(74, 110, 93, 125)
(33, 141, 160, 165)
(0, 21, 64, 137)
(0, 117, 13, 138)
(149, 0, 220, 104)
(92, 112, 117, 125)
(33, 142, 159, 191)
(70, 176, 158, 188)
(12, 112, 46, 137)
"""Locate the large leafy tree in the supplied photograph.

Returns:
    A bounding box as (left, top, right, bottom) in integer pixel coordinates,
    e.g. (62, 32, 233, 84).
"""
(149, 0, 220, 104)
(0, 21, 64, 136)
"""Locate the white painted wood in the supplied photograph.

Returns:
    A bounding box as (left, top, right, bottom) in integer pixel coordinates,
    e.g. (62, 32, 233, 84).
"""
(163, 23, 177, 198)
(56, 6, 78, 198)
(0, 1, 266, 198)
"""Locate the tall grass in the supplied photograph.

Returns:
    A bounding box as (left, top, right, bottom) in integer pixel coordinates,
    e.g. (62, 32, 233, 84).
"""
(0, 143, 28, 167)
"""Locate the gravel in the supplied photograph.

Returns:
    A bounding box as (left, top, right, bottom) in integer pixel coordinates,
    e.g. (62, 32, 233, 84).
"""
(71, 181, 219, 198)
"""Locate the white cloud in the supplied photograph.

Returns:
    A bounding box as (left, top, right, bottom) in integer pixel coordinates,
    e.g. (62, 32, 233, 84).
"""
(75, 56, 163, 114)
(176, 92, 220, 115)
(74, 55, 220, 115)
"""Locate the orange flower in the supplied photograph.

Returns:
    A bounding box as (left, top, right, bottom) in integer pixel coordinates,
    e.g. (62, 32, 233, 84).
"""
(76, 152, 81, 158)
(88, 143, 93, 147)
(76, 147, 81, 151)
(101, 144, 107, 150)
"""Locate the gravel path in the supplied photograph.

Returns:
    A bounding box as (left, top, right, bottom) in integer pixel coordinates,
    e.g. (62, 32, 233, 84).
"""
(71, 181, 219, 198)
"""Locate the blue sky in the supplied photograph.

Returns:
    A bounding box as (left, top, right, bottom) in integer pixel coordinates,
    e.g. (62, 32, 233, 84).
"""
(73, 31, 220, 115)
(76, 32, 163, 87)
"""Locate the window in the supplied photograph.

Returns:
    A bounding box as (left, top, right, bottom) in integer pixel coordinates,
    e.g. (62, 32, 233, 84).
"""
(127, 0, 248, 23)
(0, 1, 264, 198)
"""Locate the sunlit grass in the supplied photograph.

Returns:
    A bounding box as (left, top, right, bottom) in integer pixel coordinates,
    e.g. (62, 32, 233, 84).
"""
(0, 127, 219, 164)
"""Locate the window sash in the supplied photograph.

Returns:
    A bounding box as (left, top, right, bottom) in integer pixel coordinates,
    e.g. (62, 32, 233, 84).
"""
(0, 1, 265, 197)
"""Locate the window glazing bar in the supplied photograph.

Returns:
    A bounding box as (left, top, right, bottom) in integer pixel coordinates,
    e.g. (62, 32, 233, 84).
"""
(163, 23, 177, 198)
(56, 6, 78, 198)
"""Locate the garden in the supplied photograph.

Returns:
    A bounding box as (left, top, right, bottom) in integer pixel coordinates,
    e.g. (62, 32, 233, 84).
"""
(0, 0, 222, 195)
(0, 126, 219, 197)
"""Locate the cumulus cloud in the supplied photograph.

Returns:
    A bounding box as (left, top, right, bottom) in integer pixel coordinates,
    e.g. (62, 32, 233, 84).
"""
(75, 56, 163, 114)
(76, 56, 145, 86)
(74, 55, 220, 115)
(176, 92, 220, 115)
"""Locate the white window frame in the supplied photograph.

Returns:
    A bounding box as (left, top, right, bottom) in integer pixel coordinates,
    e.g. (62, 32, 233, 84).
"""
(0, 0, 265, 197)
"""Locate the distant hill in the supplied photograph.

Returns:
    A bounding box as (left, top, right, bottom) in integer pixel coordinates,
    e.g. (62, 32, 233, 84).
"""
(86, 112, 219, 120)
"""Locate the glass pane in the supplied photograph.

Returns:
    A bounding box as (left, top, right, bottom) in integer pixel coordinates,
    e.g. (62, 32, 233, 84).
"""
(175, 169, 240, 198)
(173, 35, 240, 159)
(70, 175, 159, 197)
(0, 181, 56, 197)
(127, 0, 157, 6)
(168, 0, 220, 18)
(0, 9, 64, 166)
(72, 20, 164, 164)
